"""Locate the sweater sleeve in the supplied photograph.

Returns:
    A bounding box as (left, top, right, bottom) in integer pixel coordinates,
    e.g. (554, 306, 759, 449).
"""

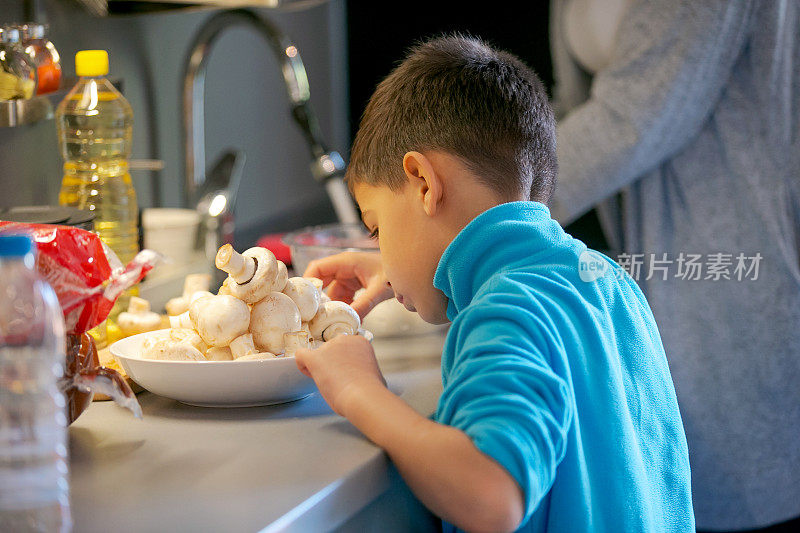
(551, 0, 754, 225)
(549, 0, 593, 119)
(436, 284, 573, 523)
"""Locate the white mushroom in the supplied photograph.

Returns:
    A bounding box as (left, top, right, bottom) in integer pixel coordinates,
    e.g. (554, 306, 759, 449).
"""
(128, 296, 151, 314)
(323, 323, 354, 339)
(143, 339, 206, 361)
(283, 330, 310, 357)
(309, 301, 361, 342)
(217, 277, 233, 296)
(249, 291, 301, 354)
(274, 261, 289, 293)
(230, 333, 258, 359)
(236, 352, 279, 361)
(215, 243, 255, 283)
(358, 328, 375, 343)
(306, 277, 324, 292)
(169, 312, 193, 330)
(215, 245, 281, 304)
(282, 277, 321, 322)
(168, 328, 209, 353)
(184, 273, 213, 295)
(205, 346, 233, 361)
(165, 273, 212, 316)
(165, 298, 189, 316)
(189, 294, 250, 347)
(118, 297, 162, 337)
(141, 330, 168, 352)
(189, 290, 214, 304)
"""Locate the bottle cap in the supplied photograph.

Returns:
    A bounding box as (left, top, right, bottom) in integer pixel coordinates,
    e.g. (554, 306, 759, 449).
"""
(1, 27, 20, 43)
(0, 234, 34, 257)
(23, 23, 46, 40)
(75, 50, 109, 77)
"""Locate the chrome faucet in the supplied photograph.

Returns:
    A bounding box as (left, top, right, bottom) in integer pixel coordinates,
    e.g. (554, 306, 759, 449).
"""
(182, 9, 358, 227)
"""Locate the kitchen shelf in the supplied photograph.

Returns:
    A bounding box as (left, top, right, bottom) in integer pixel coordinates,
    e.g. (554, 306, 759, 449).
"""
(80, 0, 327, 16)
(0, 87, 64, 128)
(0, 78, 122, 128)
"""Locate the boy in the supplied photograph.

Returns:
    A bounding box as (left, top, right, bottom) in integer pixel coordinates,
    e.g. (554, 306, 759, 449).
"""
(294, 35, 694, 532)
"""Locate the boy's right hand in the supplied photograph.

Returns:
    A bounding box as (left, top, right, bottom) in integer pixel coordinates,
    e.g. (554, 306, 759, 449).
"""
(303, 252, 394, 320)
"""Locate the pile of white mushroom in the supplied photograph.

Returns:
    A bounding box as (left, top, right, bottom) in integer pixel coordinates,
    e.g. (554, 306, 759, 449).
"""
(141, 244, 362, 362)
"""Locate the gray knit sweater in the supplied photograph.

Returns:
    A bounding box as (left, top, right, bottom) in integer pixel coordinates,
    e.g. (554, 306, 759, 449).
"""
(550, 0, 800, 529)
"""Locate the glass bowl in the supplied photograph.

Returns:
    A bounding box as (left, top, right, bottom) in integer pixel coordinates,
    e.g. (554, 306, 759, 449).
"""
(282, 223, 379, 275)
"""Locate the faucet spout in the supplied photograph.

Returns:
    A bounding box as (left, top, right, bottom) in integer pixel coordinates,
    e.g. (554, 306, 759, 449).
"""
(182, 9, 358, 224)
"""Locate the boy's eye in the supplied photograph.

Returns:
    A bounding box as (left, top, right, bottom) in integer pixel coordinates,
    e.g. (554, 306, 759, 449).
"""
(369, 228, 379, 240)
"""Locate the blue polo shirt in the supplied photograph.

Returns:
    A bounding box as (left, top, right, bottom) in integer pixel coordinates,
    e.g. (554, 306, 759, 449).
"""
(433, 201, 694, 532)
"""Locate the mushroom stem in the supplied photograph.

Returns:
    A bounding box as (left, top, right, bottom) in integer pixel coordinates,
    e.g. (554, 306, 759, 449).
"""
(230, 333, 258, 359)
(216, 244, 256, 284)
(307, 277, 324, 292)
(128, 296, 151, 314)
(169, 312, 193, 329)
(283, 330, 310, 357)
(206, 346, 233, 361)
(183, 273, 212, 297)
(322, 323, 354, 341)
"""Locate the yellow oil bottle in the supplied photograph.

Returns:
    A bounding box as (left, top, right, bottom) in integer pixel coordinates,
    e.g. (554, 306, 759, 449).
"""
(56, 50, 138, 347)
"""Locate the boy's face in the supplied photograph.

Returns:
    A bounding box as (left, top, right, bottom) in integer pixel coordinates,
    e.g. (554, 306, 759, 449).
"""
(354, 183, 450, 324)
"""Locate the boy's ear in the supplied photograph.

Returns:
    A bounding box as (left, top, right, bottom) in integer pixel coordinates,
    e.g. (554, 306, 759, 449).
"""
(402, 151, 443, 217)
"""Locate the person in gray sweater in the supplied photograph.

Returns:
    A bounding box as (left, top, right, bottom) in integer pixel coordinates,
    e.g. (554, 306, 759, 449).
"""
(549, 0, 799, 531)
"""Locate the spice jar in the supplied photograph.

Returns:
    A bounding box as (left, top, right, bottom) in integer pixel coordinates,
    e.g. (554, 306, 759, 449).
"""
(21, 23, 61, 94)
(0, 26, 37, 100)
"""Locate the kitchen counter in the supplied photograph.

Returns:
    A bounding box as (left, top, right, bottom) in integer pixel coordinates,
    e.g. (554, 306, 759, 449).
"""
(68, 334, 446, 533)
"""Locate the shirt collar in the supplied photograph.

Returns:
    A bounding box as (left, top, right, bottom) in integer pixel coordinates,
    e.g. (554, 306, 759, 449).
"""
(433, 201, 566, 321)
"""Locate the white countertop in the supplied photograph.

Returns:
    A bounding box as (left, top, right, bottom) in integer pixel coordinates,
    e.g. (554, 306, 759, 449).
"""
(68, 334, 446, 533)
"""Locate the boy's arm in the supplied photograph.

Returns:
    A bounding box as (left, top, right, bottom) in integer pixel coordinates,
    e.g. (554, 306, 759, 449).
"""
(344, 380, 526, 533)
(295, 335, 525, 532)
(296, 294, 572, 532)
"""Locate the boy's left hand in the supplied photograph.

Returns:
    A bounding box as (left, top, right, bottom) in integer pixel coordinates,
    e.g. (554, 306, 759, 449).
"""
(294, 334, 387, 417)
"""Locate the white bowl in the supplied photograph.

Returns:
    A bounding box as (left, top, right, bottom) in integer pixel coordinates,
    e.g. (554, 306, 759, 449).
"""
(110, 330, 317, 407)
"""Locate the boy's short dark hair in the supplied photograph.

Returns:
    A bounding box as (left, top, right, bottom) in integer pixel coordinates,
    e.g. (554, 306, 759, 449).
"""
(346, 34, 557, 203)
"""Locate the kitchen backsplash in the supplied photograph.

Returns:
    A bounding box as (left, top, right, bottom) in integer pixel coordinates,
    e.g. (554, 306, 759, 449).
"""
(0, 0, 348, 245)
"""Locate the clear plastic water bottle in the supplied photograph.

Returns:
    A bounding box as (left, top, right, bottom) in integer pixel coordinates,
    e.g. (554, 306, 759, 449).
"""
(0, 234, 71, 533)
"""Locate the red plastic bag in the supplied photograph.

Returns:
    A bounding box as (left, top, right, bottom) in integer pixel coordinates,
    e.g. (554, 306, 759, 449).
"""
(0, 221, 158, 334)
(0, 221, 158, 420)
